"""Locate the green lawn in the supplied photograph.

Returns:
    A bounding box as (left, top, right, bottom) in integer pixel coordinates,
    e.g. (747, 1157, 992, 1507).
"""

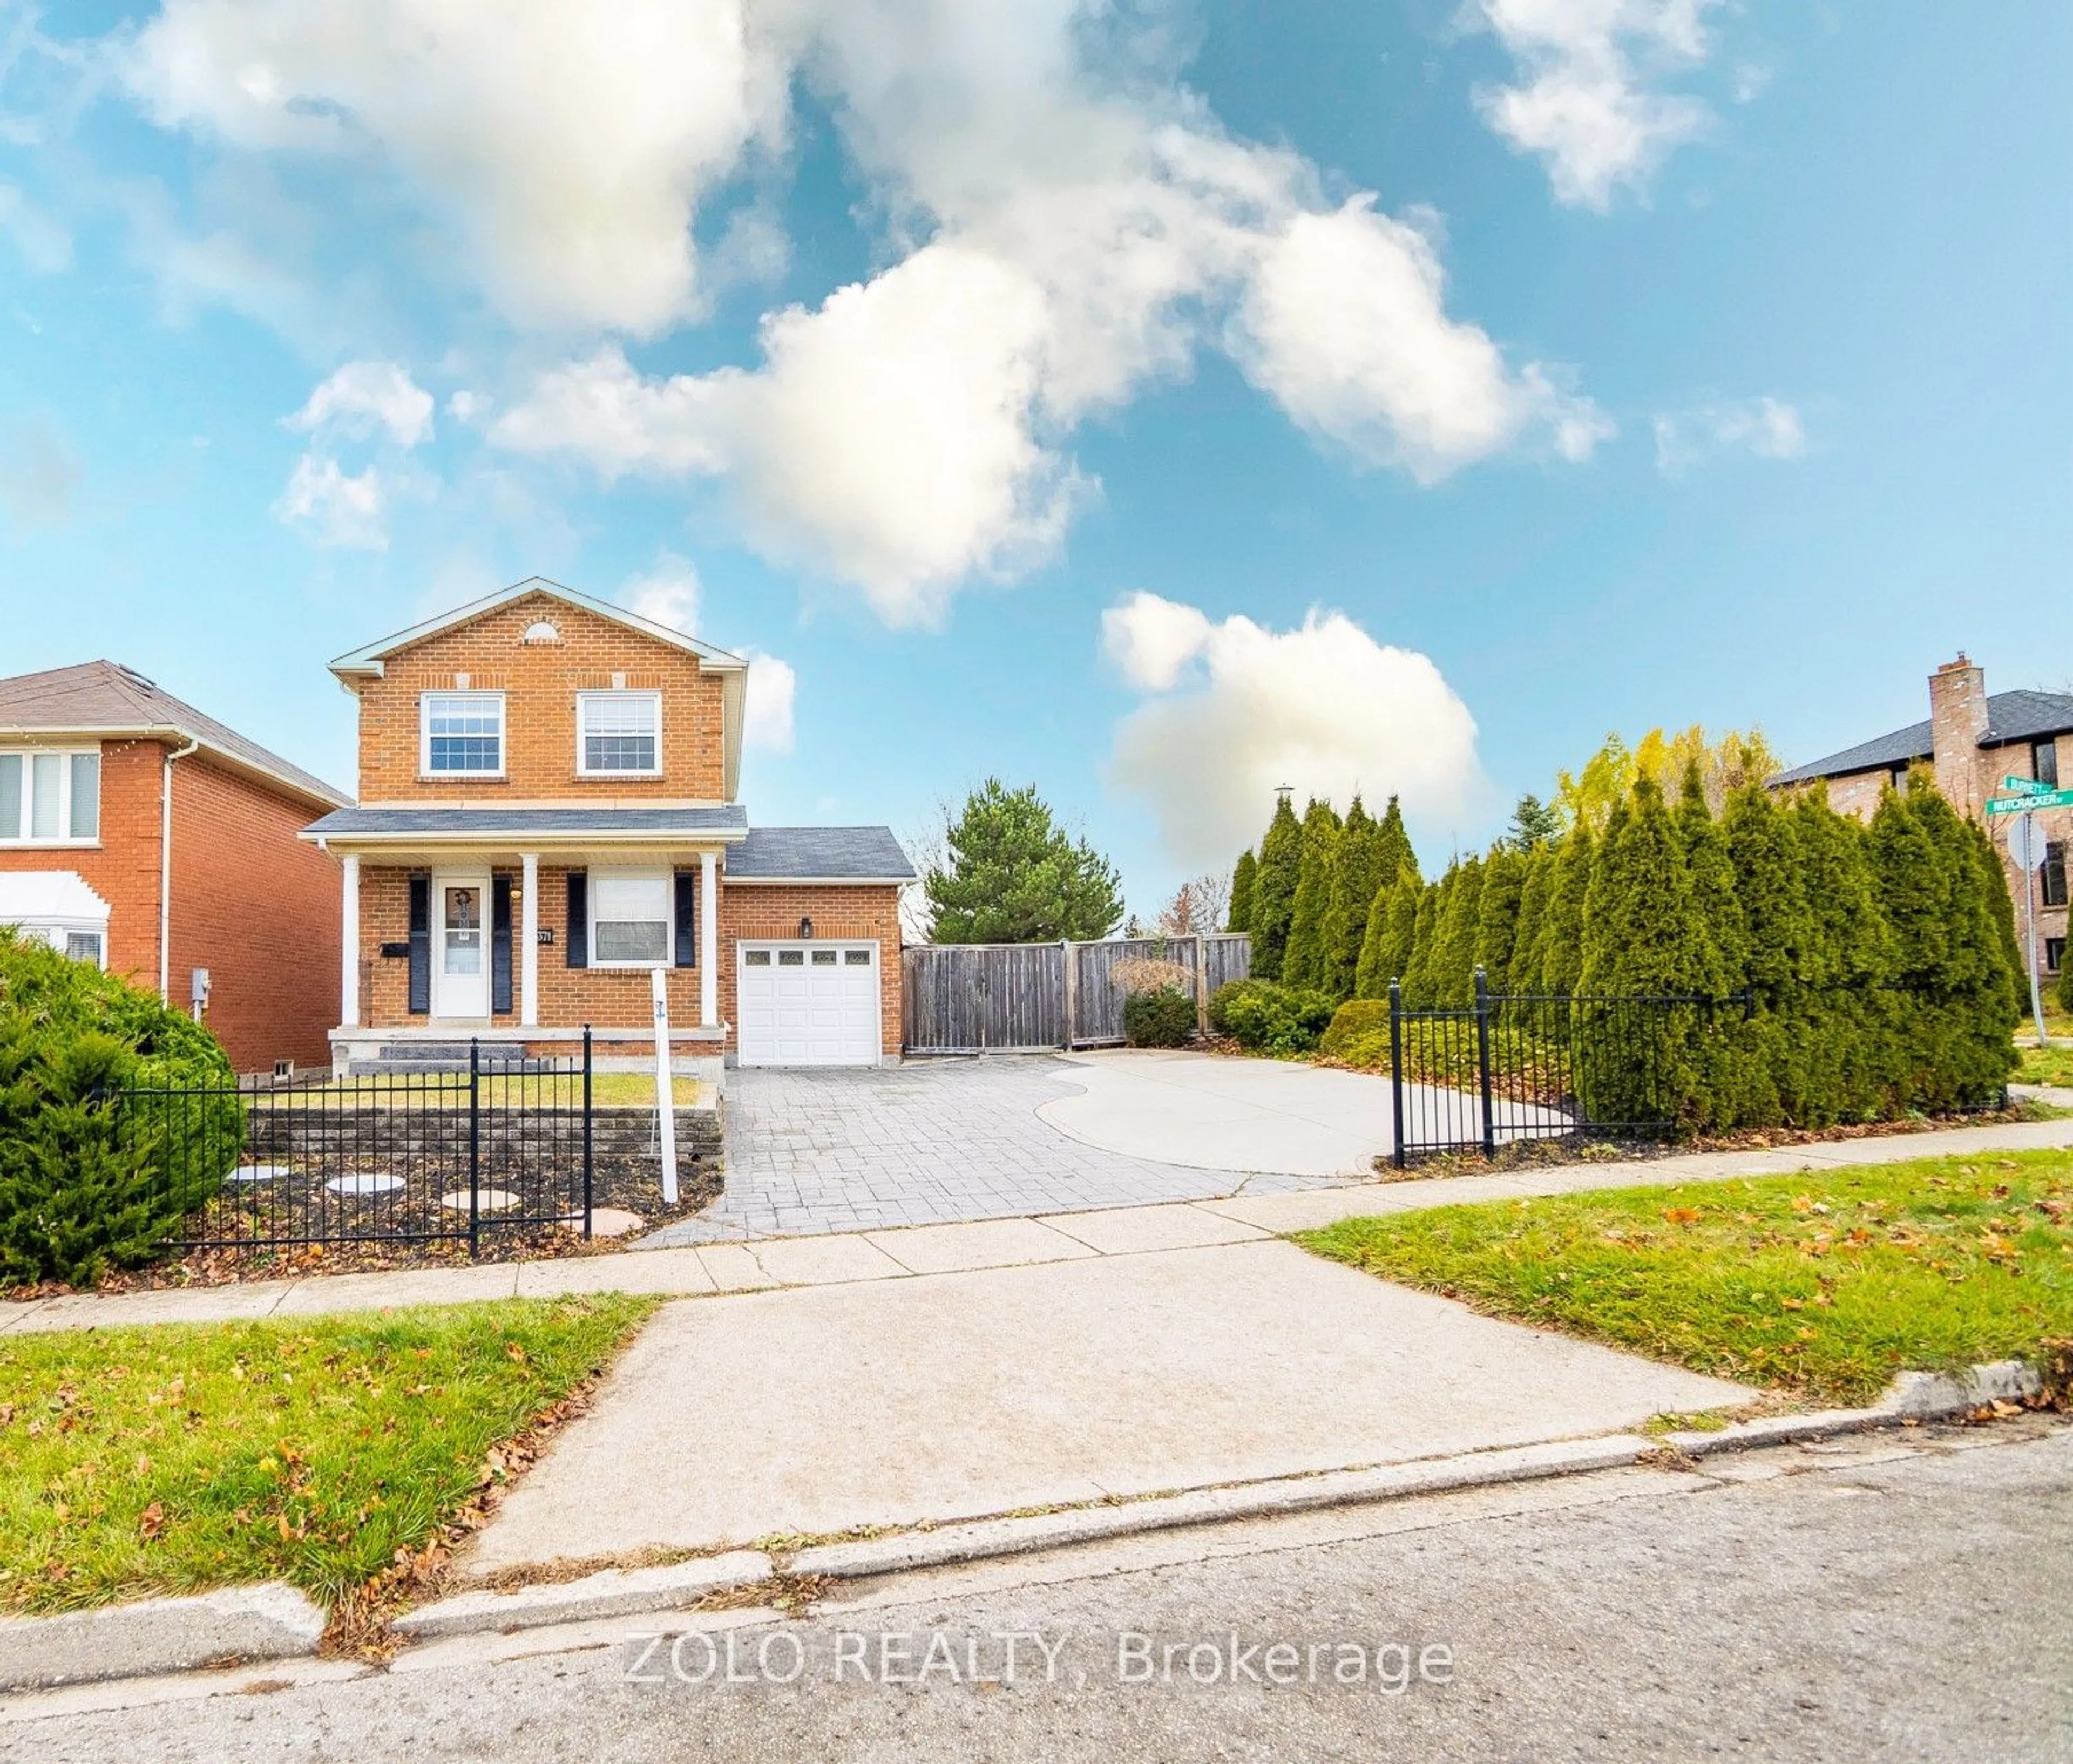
(2014, 1040, 2073, 1089)
(1299, 1152, 2073, 1405)
(0, 1296, 653, 1615)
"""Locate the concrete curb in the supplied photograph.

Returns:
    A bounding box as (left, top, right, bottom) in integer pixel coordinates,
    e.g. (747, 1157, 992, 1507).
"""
(0, 1583, 324, 1693)
(788, 1436, 1655, 1580)
(1662, 1361, 2046, 1457)
(392, 1553, 773, 1640)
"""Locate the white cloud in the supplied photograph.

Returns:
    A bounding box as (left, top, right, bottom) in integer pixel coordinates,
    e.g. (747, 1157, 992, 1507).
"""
(1102, 591, 1213, 693)
(616, 553, 796, 752)
(289, 359, 434, 447)
(621, 553, 702, 634)
(1474, 0, 1722, 209)
(1232, 198, 1611, 478)
(1104, 593, 1482, 866)
(120, 0, 787, 334)
(743, 652, 796, 753)
(1654, 395, 1806, 474)
(274, 453, 387, 548)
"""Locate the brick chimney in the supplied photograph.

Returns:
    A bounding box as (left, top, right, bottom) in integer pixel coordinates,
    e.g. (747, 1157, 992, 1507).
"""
(1928, 653, 1988, 816)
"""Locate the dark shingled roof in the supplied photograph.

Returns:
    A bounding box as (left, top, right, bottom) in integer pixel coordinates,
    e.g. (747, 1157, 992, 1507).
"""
(1772, 689, 2073, 786)
(0, 660, 347, 808)
(303, 805, 748, 838)
(727, 825, 914, 881)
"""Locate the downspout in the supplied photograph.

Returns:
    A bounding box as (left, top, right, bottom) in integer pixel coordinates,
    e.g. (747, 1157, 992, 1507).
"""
(159, 737, 200, 1001)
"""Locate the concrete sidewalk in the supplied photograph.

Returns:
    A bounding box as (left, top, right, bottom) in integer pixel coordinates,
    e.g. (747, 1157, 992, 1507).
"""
(4, 1112, 2070, 1339)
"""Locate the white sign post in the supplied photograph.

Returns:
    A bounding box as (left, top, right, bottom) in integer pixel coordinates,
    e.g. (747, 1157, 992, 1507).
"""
(651, 966, 679, 1204)
(2006, 813, 2050, 1049)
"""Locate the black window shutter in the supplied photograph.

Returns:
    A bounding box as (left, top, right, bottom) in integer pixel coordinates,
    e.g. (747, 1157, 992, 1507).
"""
(566, 870, 588, 968)
(674, 870, 697, 968)
(407, 875, 431, 1014)
(491, 876, 513, 1014)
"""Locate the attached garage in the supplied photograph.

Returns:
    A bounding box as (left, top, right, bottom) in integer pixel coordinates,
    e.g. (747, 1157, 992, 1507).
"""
(737, 941, 883, 1066)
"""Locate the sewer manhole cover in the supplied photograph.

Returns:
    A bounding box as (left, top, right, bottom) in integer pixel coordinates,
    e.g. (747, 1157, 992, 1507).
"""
(230, 1163, 292, 1183)
(439, 1188, 521, 1213)
(326, 1173, 405, 1197)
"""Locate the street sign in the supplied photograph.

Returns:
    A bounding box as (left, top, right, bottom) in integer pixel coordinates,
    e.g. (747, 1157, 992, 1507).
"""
(2007, 816, 2047, 873)
(2001, 775, 2053, 796)
(1987, 787, 2073, 814)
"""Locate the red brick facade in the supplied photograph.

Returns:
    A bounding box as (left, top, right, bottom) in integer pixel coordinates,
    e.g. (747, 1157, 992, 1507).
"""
(0, 740, 341, 1073)
(336, 587, 905, 1057)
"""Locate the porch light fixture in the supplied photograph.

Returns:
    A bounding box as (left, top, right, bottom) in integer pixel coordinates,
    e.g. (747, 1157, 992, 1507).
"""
(798, 917, 814, 939)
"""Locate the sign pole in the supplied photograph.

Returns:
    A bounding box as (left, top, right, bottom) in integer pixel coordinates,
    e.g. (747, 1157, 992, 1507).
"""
(652, 966, 679, 1204)
(2015, 812, 2049, 1049)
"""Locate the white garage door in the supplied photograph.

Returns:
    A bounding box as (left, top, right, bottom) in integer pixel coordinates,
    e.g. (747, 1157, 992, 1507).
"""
(737, 942, 883, 1066)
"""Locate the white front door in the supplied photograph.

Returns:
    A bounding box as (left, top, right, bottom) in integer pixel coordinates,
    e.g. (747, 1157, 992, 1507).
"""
(435, 874, 491, 1020)
(736, 942, 882, 1066)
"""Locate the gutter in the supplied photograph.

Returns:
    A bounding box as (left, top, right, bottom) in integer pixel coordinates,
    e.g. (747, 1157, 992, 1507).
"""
(159, 737, 200, 1001)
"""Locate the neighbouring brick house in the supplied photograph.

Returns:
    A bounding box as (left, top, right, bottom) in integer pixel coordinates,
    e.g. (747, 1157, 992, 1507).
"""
(306, 578, 915, 1075)
(0, 661, 349, 1072)
(1771, 655, 2072, 987)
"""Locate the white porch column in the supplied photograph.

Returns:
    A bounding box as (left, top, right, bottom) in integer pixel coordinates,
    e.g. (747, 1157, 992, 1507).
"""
(340, 853, 360, 1028)
(520, 851, 539, 1026)
(699, 849, 719, 1028)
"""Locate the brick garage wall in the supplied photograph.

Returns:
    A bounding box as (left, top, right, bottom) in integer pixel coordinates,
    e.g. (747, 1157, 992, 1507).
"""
(351, 593, 730, 802)
(168, 755, 340, 1074)
(0, 738, 165, 988)
(355, 862, 906, 1057)
(720, 879, 905, 1059)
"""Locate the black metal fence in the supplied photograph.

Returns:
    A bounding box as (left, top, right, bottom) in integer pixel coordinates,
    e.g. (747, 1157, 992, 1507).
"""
(117, 1034, 594, 1254)
(1387, 972, 1751, 1166)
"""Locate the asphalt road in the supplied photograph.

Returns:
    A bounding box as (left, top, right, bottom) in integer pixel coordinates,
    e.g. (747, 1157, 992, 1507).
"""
(9, 1419, 2070, 1763)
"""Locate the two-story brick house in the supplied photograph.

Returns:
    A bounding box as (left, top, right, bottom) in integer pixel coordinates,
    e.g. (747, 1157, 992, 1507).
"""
(1771, 655, 2072, 986)
(0, 660, 349, 1072)
(304, 578, 914, 1075)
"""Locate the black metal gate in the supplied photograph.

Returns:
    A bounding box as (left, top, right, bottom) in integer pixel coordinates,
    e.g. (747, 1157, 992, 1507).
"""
(119, 1033, 594, 1254)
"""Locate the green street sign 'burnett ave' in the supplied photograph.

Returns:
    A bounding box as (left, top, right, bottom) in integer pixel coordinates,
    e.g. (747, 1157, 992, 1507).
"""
(2000, 775, 2053, 796)
(1987, 787, 2073, 814)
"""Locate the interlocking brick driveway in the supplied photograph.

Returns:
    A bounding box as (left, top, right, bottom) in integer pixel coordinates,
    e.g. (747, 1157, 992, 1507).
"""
(641, 1057, 1355, 1243)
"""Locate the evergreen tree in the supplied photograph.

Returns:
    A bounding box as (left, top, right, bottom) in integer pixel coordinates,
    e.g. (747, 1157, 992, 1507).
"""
(2060, 937, 2073, 1015)
(1973, 819, 2028, 1013)
(925, 779, 1124, 942)
(1281, 799, 1343, 992)
(1325, 796, 1383, 1000)
(1534, 826, 1596, 996)
(1401, 873, 1451, 1008)
(1473, 847, 1527, 994)
(1383, 875, 1424, 996)
(1507, 793, 1566, 851)
(1427, 856, 1486, 1006)
(1372, 795, 1420, 891)
(1353, 869, 1398, 1000)
(1227, 849, 1257, 935)
(1790, 789, 1899, 1118)
(1249, 795, 1303, 979)
(1509, 846, 1555, 995)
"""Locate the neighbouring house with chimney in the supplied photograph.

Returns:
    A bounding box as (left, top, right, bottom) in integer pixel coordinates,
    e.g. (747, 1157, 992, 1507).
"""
(1770, 655, 2072, 988)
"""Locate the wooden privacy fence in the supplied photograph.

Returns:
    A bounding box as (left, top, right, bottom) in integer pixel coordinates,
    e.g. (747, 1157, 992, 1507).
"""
(902, 934, 1252, 1055)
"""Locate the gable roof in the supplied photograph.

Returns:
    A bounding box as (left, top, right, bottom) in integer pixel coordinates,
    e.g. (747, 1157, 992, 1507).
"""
(329, 575, 750, 801)
(726, 826, 916, 883)
(1771, 688, 2073, 786)
(0, 661, 348, 810)
(328, 576, 746, 677)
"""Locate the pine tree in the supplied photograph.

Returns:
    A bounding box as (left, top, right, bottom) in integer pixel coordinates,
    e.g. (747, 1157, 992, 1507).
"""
(1534, 826, 1596, 996)
(1228, 850, 1257, 934)
(1281, 799, 1343, 992)
(1473, 847, 1527, 994)
(925, 779, 1124, 942)
(1383, 875, 1424, 996)
(1249, 795, 1303, 980)
(1973, 819, 2028, 1015)
(1354, 869, 1398, 1000)
(1325, 796, 1383, 1000)
(1789, 788, 1899, 1118)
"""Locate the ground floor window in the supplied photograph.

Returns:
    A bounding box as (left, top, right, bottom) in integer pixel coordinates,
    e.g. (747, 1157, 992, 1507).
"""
(2048, 935, 2066, 975)
(591, 871, 671, 965)
(2042, 841, 2067, 910)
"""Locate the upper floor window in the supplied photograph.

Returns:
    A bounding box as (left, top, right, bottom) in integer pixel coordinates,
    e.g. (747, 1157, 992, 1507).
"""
(422, 693, 504, 776)
(2034, 738, 2061, 789)
(0, 749, 99, 843)
(577, 691, 661, 777)
(2044, 840, 2068, 911)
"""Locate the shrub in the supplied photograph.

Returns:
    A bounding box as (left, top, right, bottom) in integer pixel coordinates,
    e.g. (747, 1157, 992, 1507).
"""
(1318, 999, 1392, 1069)
(1209, 979, 1337, 1055)
(0, 930, 239, 1286)
(1123, 987, 1197, 1048)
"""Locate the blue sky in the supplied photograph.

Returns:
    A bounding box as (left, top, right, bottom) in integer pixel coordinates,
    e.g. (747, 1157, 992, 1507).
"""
(1, 1, 2067, 918)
